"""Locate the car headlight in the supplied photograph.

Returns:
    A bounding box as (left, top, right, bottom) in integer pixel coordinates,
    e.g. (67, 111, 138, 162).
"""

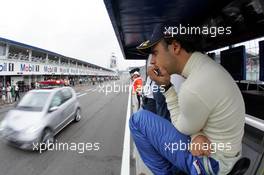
(0, 120, 7, 132)
(24, 125, 42, 134)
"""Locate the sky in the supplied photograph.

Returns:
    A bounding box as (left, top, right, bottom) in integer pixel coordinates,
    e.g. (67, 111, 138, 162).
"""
(0, 0, 146, 70)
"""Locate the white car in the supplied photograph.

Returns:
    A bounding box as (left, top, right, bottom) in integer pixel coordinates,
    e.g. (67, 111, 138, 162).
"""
(0, 87, 81, 150)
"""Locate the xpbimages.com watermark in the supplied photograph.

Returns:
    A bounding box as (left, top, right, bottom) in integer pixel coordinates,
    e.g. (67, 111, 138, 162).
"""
(164, 140, 232, 154)
(163, 24, 232, 38)
(96, 82, 165, 95)
(33, 140, 100, 154)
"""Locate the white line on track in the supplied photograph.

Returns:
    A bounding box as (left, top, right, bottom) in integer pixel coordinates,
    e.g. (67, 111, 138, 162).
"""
(121, 85, 132, 175)
(77, 93, 87, 98)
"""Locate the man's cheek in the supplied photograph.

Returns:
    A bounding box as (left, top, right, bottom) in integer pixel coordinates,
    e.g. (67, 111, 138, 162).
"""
(159, 53, 169, 66)
(155, 57, 163, 69)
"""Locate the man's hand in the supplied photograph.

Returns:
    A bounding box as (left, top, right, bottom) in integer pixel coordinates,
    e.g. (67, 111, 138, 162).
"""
(190, 135, 212, 156)
(147, 65, 170, 86)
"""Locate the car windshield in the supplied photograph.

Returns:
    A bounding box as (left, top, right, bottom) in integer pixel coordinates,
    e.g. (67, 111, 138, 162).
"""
(17, 91, 51, 111)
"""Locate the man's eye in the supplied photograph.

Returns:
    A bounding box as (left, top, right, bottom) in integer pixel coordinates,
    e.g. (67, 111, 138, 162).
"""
(152, 51, 157, 55)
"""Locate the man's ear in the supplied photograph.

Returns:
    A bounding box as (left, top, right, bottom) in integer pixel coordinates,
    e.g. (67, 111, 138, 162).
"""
(171, 40, 181, 55)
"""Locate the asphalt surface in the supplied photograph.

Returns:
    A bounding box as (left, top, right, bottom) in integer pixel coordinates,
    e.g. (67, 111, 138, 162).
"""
(0, 79, 129, 175)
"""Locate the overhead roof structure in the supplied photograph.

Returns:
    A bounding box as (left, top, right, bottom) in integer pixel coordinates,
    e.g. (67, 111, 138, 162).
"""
(0, 37, 114, 72)
(104, 0, 264, 60)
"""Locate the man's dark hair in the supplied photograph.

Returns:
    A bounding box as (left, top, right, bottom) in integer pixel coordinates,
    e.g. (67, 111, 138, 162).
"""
(163, 34, 203, 53)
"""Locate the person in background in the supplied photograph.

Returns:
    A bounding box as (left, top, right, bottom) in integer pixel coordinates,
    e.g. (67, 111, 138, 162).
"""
(14, 83, 20, 102)
(152, 74, 185, 122)
(141, 76, 157, 114)
(2, 85, 6, 104)
(36, 82, 39, 89)
(6, 82, 12, 104)
(93, 77, 96, 85)
(72, 79, 75, 86)
(132, 71, 143, 110)
(142, 73, 185, 121)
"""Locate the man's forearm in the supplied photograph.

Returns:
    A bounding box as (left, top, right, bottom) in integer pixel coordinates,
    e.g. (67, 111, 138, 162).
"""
(164, 86, 180, 127)
(163, 86, 209, 135)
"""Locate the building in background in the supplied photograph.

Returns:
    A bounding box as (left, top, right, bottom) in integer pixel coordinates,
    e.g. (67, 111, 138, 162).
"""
(0, 37, 117, 91)
(109, 52, 117, 70)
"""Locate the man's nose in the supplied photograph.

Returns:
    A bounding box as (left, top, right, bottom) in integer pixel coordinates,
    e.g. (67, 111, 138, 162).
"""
(150, 55, 156, 65)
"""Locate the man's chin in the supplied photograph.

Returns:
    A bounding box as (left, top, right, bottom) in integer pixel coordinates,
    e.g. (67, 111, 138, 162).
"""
(168, 70, 176, 75)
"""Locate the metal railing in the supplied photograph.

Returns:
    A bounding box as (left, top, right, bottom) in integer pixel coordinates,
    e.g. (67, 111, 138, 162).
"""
(245, 114, 264, 132)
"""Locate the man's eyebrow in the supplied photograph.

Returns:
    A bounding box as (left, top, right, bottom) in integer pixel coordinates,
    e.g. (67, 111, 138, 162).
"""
(151, 48, 157, 53)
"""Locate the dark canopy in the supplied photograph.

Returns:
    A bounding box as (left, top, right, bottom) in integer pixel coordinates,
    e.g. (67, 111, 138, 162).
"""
(104, 0, 264, 59)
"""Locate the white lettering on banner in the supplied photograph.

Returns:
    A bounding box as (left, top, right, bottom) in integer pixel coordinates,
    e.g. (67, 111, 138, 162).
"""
(60, 67, 69, 74)
(0, 63, 14, 72)
(70, 69, 78, 74)
(9, 63, 14, 71)
(0, 60, 115, 76)
(79, 70, 85, 74)
(20, 64, 40, 72)
(0, 63, 7, 72)
(44, 66, 57, 73)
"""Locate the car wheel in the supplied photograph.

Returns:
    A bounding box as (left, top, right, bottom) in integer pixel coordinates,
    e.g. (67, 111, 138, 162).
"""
(74, 108, 81, 122)
(40, 128, 54, 150)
